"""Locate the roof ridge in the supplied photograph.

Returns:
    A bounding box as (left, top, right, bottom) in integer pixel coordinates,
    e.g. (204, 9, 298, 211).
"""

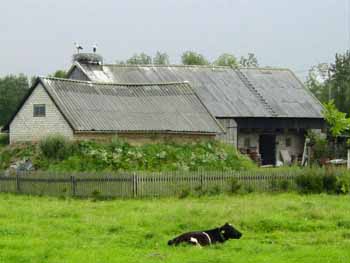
(102, 64, 230, 69)
(40, 76, 191, 87)
(100, 64, 292, 71)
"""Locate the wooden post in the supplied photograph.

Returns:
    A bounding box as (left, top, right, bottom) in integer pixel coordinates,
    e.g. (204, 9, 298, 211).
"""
(71, 176, 76, 197)
(132, 173, 138, 198)
(16, 172, 21, 193)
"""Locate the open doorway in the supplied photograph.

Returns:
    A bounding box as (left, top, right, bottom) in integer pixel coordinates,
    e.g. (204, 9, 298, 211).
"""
(259, 134, 276, 165)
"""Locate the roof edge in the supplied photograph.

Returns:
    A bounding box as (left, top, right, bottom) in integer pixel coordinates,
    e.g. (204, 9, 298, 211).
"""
(66, 61, 92, 81)
(40, 76, 192, 87)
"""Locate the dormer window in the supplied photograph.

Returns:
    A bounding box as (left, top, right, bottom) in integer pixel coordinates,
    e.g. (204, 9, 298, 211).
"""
(33, 104, 46, 117)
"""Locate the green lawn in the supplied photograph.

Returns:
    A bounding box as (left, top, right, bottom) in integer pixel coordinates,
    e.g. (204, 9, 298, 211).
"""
(1, 193, 350, 263)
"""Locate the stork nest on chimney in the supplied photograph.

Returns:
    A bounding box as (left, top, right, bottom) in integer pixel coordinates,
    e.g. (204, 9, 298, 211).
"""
(73, 53, 103, 65)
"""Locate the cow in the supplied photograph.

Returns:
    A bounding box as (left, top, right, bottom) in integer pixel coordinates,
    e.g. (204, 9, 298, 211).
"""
(167, 223, 242, 247)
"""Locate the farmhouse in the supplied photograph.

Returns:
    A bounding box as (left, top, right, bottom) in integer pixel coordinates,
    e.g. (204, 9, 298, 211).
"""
(3, 77, 223, 145)
(66, 54, 324, 165)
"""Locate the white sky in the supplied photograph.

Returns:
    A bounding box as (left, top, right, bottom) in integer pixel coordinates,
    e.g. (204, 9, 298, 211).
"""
(0, 0, 349, 80)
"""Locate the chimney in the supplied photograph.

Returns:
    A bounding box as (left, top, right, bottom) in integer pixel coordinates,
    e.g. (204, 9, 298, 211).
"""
(72, 53, 103, 65)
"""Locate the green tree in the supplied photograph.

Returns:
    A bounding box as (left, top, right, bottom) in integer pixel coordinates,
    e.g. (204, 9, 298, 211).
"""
(0, 75, 30, 127)
(214, 53, 238, 67)
(49, 70, 67, 78)
(306, 63, 330, 103)
(323, 100, 350, 137)
(181, 51, 210, 65)
(126, 53, 152, 65)
(239, 53, 259, 68)
(327, 51, 350, 115)
(153, 51, 170, 65)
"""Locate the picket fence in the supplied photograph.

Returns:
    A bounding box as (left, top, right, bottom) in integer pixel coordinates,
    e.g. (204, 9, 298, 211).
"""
(0, 170, 301, 198)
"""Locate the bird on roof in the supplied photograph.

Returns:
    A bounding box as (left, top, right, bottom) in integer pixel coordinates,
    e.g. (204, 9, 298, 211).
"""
(93, 44, 98, 53)
(74, 42, 83, 53)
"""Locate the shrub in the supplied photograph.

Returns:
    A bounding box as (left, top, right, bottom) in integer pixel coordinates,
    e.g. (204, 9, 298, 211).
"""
(228, 178, 241, 194)
(335, 172, 350, 194)
(178, 188, 191, 199)
(39, 135, 73, 161)
(0, 134, 9, 147)
(295, 170, 324, 194)
(323, 173, 337, 193)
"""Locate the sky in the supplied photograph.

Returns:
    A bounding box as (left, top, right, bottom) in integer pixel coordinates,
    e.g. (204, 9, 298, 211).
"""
(0, 0, 349, 80)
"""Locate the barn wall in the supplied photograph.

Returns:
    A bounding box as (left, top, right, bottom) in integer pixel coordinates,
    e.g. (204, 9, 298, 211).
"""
(238, 131, 305, 164)
(216, 118, 237, 147)
(68, 67, 89, 81)
(9, 84, 74, 143)
(74, 132, 215, 145)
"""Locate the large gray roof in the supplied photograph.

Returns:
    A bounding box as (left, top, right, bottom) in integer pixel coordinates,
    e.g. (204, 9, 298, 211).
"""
(71, 63, 324, 119)
(37, 77, 223, 134)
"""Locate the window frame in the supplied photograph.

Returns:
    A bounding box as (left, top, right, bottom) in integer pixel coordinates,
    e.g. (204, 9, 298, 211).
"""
(33, 104, 46, 117)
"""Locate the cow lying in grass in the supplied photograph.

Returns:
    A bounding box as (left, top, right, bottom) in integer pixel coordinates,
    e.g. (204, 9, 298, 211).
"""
(168, 223, 242, 247)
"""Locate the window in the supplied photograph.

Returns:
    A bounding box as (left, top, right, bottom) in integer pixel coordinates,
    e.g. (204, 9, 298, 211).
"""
(286, 137, 292, 147)
(244, 137, 251, 148)
(33, 104, 46, 117)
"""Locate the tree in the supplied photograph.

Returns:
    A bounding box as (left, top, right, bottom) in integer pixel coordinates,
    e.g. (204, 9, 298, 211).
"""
(0, 75, 30, 127)
(239, 53, 259, 68)
(126, 53, 152, 65)
(214, 53, 238, 67)
(327, 51, 350, 115)
(153, 51, 170, 65)
(181, 51, 209, 65)
(50, 70, 67, 78)
(323, 100, 350, 137)
(305, 63, 330, 103)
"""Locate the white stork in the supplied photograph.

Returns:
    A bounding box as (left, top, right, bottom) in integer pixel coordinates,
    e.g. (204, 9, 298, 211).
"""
(74, 42, 83, 53)
(93, 44, 98, 53)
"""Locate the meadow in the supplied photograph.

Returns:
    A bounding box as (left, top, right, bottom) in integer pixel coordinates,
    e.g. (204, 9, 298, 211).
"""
(1, 193, 350, 263)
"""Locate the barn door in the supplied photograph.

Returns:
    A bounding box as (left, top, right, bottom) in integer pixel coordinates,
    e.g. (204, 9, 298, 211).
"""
(259, 134, 276, 165)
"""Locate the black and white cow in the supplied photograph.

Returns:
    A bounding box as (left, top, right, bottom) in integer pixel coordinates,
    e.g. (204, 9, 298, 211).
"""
(168, 223, 242, 247)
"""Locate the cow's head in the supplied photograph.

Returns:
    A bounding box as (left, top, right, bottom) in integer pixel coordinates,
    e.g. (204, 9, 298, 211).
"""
(220, 223, 242, 240)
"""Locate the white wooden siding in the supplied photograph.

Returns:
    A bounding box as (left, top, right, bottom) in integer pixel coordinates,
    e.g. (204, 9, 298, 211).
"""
(9, 84, 73, 143)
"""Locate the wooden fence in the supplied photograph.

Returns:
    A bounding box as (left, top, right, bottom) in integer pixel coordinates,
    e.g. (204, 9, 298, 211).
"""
(0, 170, 301, 198)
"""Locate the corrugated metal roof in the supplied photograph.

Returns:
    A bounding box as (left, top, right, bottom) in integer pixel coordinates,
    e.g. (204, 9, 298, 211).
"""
(74, 63, 323, 119)
(40, 77, 223, 134)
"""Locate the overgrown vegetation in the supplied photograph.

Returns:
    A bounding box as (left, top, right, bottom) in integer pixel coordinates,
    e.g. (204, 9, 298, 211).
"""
(1, 193, 350, 263)
(295, 168, 350, 194)
(0, 133, 9, 148)
(0, 136, 255, 172)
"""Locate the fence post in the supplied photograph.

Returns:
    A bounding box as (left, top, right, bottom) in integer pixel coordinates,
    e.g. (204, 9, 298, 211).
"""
(16, 172, 21, 193)
(71, 176, 76, 197)
(133, 173, 138, 198)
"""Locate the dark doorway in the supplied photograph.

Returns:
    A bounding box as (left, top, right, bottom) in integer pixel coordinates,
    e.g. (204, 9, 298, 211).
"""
(259, 134, 276, 165)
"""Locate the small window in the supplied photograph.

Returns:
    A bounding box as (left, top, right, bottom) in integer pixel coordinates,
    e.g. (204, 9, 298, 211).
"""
(286, 137, 292, 147)
(33, 104, 46, 117)
(244, 137, 251, 148)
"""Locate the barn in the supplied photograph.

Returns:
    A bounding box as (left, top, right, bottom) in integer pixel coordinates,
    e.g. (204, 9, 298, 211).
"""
(3, 77, 223, 145)
(67, 54, 325, 165)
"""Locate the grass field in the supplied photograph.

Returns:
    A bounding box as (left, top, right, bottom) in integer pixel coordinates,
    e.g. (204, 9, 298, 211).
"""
(1, 193, 350, 263)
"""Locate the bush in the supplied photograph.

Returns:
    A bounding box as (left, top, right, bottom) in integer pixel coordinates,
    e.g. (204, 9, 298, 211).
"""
(228, 178, 241, 194)
(0, 133, 9, 147)
(295, 169, 324, 194)
(335, 172, 350, 194)
(39, 135, 74, 161)
(279, 179, 291, 191)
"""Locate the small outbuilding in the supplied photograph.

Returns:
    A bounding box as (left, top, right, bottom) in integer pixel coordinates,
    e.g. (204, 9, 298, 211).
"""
(3, 77, 223, 144)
